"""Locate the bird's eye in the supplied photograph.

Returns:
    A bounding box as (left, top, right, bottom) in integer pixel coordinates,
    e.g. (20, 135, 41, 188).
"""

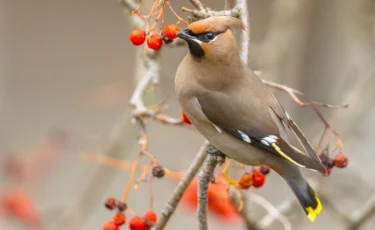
(205, 32, 215, 40)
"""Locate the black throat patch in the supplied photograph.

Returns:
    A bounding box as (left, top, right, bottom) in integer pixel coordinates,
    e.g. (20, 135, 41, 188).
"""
(187, 40, 205, 58)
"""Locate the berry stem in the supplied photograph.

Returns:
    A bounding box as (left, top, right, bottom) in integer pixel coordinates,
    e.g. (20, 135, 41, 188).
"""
(121, 152, 142, 202)
(165, 1, 189, 25)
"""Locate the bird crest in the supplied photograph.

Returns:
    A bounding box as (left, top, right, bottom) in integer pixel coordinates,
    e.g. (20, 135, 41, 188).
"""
(188, 16, 245, 34)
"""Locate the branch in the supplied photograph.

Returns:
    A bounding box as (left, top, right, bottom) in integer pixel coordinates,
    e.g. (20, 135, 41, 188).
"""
(197, 153, 225, 230)
(350, 191, 375, 229)
(230, 186, 259, 230)
(155, 141, 210, 230)
(236, 0, 249, 64)
(182, 6, 241, 19)
(189, 0, 204, 10)
(250, 193, 292, 230)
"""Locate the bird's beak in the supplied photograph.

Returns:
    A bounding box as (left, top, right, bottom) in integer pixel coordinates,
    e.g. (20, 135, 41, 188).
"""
(177, 29, 195, 42)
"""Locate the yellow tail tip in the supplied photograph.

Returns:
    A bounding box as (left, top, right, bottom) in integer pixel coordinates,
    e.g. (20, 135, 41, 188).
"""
(306, 193, 323, 222)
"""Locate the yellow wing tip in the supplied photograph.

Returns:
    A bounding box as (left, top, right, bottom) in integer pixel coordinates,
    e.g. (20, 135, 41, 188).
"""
(306, 193, 323, 222)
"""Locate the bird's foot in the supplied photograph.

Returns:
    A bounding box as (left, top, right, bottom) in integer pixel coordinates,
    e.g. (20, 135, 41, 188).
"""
(220, 159, 238, 187)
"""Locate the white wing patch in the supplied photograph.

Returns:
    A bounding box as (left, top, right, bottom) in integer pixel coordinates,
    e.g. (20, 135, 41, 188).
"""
(238, 130, 251, 143)
(261, 135, 278, 146)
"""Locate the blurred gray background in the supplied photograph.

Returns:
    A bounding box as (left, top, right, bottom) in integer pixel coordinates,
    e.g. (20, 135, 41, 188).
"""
(1, 0, 375, 229)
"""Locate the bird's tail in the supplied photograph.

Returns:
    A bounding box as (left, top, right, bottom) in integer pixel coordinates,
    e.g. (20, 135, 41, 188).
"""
(284, 174, 322, 222)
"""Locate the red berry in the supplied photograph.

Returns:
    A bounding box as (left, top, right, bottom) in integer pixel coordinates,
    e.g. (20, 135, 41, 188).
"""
(164, 24, 180, 39)
(129, 216, 148, 230)
(105, 197, 117, 210)
(147, 34, 162, 50)
(252, 171, 265, 188)
(113, 212, 126, 226)
(238, 172, 252, 189)
(181, 110, 191, 124)
(334, 153, 348, 168)
(102, 220, 119, 230)
(143, 210, 157, 226)
(129, 29, 146, 46)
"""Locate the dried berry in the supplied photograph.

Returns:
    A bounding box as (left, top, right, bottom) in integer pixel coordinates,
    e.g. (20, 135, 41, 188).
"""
(105, 197, 117, 210)
(260, 165, 270, 175)
(238, 172, 252, 190)
(117, 201, 127, 212)
(327, 158, 335, 168)
(164, 24, 180, 39)
(152, 165, 165, 178)
(334, 153, 348, 168)
(129, 29, 146, 46)
(129, 216, 148, 230)
(181, 110, 191, 125)
(319, 152, 329, 165)
(143, 210, 157, 226)
(102, 220, 119, 230)
(161, 31, 173, 44)
(113, 212, 126, 226)
(147, 34, 163, 50)
(252, 171, 265, 188)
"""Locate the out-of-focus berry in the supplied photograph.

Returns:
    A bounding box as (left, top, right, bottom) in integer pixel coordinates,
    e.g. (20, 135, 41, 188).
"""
(238, 172, 252, 190)
(334, 153, 348, 168)
(143, 210, 157, 226)
(102, 220, 119, 230)
(105, 197, 117, 210)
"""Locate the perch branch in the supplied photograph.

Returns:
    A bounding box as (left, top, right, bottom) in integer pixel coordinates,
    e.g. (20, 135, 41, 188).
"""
(236, 0, 249, 64)
(197, 153, 225, 230)
(155, 141, 210, 230)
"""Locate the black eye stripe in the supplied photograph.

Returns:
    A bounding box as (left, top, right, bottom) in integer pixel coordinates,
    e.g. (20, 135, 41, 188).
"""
(187, 30, 224, 43)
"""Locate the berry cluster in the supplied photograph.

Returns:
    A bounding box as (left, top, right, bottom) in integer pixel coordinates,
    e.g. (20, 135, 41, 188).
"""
(238, 165, 270, 190)
(103, 197, 158, 230)
(129, 24, 180, 50)
(319, 152, 348, 175)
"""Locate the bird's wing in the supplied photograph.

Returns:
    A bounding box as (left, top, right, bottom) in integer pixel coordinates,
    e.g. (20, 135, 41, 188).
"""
(197, 88, 326, 174)
(266, 94, 323, 163)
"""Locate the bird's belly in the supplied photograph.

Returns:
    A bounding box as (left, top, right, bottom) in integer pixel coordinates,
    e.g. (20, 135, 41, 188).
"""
(197, 124, 268, 166)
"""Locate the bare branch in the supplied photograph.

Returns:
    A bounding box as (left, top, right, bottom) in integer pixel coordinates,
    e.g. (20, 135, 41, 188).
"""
(250, 193, 292, 230)
(189, 0, 204, 10)
(236, 0, 250, 64)
(197, 153, 225, 230)
(349, 192, 375, 229)
(182, 6, 241, 19)
(155, 141, 210, 230)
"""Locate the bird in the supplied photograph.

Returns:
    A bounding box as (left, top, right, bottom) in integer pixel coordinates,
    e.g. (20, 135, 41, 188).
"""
(175, 16, 327, 222)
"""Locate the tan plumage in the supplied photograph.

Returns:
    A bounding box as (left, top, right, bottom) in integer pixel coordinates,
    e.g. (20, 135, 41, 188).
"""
(175, 16, 326, 222)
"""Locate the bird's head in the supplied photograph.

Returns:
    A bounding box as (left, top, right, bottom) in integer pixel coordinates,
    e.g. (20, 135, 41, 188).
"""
(178, 16, 244, 61)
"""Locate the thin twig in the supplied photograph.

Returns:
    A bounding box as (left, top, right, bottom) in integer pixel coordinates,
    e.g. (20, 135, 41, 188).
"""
(197, 153, 225, 230)
(155, 141, 210, 230)
(250, 193, 292, 230)
(224, 0, 236, 10)
(189, 0, 204, 10)
(349, 191, 375, 229)
(259, 199, 297, 229)
(182, 6, 241, 19)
